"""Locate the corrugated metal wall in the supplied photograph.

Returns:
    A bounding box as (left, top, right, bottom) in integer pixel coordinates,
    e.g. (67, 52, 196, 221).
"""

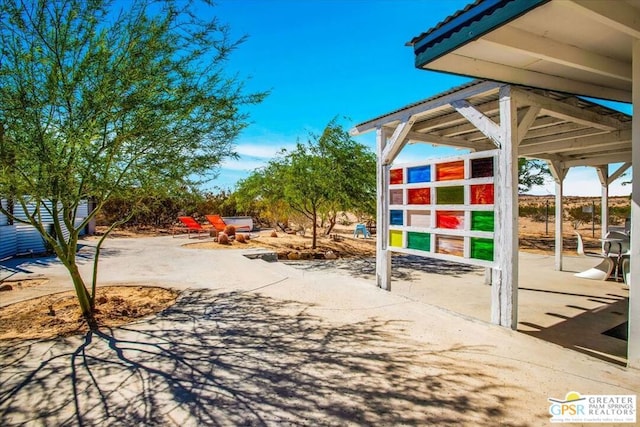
(0, 225, 17, 259)
(0, 200, 89, 258)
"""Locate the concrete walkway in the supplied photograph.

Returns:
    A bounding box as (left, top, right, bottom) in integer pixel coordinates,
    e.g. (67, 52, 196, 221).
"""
(1, 236, 638, 426)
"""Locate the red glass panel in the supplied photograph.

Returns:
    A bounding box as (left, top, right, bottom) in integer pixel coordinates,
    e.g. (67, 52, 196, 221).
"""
(390, 169, 403, 184)
(408, 188, 430, 204)
(436, 161, 464, 181)
(436, 211, 464, 229)
(470, 184, 494, 204)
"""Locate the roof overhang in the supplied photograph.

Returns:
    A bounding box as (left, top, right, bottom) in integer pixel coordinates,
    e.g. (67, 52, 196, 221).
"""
(407, 0, 640, 103)
(351, 80, 632, 168)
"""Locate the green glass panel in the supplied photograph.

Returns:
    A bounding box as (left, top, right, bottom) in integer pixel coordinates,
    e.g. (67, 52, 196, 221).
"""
(436, 186, 464, 204)
(471, 211, 494, 232)
(471, 238, 494, 261)
(389, 230, 403, 247)
(407, 232, 430, 251)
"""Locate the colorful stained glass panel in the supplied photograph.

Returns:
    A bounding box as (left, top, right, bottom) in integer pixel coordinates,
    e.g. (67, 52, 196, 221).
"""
(390, 189, 403, 205)
(390, 210, 403, 225)
(407, 165, 431, 183)
(436, 235, 464, 257)
(389, 230, 403, 247)
(407, 210, 430, 228)
(390, 168, 403, 184)
(471, 211, 494, 232)
(471, 157, 494, 178)
(407, 232, 430, 251)
(408, 188, 430, 204)
(436, 186, 464, 205)
(436, 161, 464, 181)
(436, 211, 464, 229)
(471, 238, 494, 261)
(470, 184, 494, 204)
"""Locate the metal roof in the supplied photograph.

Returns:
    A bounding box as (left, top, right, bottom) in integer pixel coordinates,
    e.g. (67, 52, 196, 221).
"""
(407, 0, 639, 103)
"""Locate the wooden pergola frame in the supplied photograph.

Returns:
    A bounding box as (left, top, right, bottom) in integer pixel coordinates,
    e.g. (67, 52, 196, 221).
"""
(350, 79, 632, 337)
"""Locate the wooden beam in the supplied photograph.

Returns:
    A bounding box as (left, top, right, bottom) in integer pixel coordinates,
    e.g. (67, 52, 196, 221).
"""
(376, 127, 391, 291)
(597, 165, 609, 238)
(381, 116, 415, 165)
(512, 88, 628, 131)
(481, 26, 632, 82)
(451, 99, 501, 147)
(519, 130, 630, 156)
(521, 122, 588, 140)
(405, 131, 482, 148)
(564, 152, 632, 168)
(412, 100, 500, 132)
(516, 106, 541, 143)
(350, 80, 503, 135)
(564, 0, 640, 39)
(428, 54, 632, 103)
(608, 162, 631, 184)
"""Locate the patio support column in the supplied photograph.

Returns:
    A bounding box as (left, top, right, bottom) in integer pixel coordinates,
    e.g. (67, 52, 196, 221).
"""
(628, 38, 640, 370)
(491, 86, 518, 329)
(596, 166, 609, 238)
(548, 161, 567, 271)
(376, 126, 392, 291)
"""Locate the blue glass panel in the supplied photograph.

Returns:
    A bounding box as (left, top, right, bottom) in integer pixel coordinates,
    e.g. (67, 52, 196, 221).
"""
(390, 210, 403, 225)
(407, 165, 431, 183)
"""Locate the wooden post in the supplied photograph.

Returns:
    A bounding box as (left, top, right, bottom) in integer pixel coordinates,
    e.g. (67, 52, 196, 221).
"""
(491, 86, 518, 329)
(376, 127, 391, 291)
(596, 166, 609, 238)
(628, 38, 640, 370)
(548, 161, 567, 271)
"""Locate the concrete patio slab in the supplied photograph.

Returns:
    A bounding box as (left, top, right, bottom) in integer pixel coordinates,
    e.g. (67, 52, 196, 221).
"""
(1, 236, 638, 426)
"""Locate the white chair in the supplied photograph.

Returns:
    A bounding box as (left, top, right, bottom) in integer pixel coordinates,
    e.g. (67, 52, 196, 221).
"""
(621, 256, 631, 289)
(574, 232, 615, 281)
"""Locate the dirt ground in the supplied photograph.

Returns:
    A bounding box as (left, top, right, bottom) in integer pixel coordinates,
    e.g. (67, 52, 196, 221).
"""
(0, 195, 630, 340)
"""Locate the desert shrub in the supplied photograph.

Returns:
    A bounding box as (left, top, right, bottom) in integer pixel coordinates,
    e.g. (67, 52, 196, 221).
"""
(270, 231, 278, 238)
(223, 225, 236, 236)
(217, 233, 230, 245)
(235, 234, 246, 243)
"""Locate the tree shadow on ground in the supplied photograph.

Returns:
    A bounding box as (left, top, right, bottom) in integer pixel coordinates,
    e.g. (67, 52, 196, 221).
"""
(1, 289, 533, 426)
(285, 254, 481, 281)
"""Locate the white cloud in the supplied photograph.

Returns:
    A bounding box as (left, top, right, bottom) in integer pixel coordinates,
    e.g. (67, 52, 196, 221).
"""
(234, 143, 295, 159)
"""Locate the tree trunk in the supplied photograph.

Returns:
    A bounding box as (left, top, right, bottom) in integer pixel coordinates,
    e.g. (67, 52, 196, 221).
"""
(311, 208, 317, 249)
(67, 262, 95, 323)
(324, 213, 337, 235)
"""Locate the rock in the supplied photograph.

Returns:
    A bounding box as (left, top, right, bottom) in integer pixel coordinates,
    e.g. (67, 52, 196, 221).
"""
(324, 251, 337, 260)
(287, 252, 301, 260)
(0, 284, 13, 292)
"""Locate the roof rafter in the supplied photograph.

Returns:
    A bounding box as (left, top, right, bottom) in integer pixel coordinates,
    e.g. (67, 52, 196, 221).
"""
(480, 26, 631, 82)
(563, 0, 640, 39)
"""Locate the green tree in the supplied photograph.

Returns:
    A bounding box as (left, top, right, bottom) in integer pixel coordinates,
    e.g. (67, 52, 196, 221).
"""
(235, 119, 376, 248)
(518, 158, 551, 193)
(0, 0, 265, 321)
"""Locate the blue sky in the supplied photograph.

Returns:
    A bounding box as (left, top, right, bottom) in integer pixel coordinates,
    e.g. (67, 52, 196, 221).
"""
(207, 0, 632, 197)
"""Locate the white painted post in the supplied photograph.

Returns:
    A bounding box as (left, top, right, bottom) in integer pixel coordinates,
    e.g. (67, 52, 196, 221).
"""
(376, 127, 392, 291)
(548, 161, 567, 271)
(555, 180, 564, 271)
(597, 166, 609, 239)
(491, 86, 519, 329)
(628, 38, 640, 370)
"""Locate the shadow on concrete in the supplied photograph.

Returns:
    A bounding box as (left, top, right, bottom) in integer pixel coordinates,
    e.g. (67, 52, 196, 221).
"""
(0, 289, 533, 426)
(518, 289, 628, 366)
(285, 255, 481, 281)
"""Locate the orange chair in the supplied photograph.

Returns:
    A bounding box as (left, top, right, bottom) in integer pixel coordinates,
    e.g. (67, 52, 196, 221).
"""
(177, 216, 209, 238)
(205, 214, 251, 232)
